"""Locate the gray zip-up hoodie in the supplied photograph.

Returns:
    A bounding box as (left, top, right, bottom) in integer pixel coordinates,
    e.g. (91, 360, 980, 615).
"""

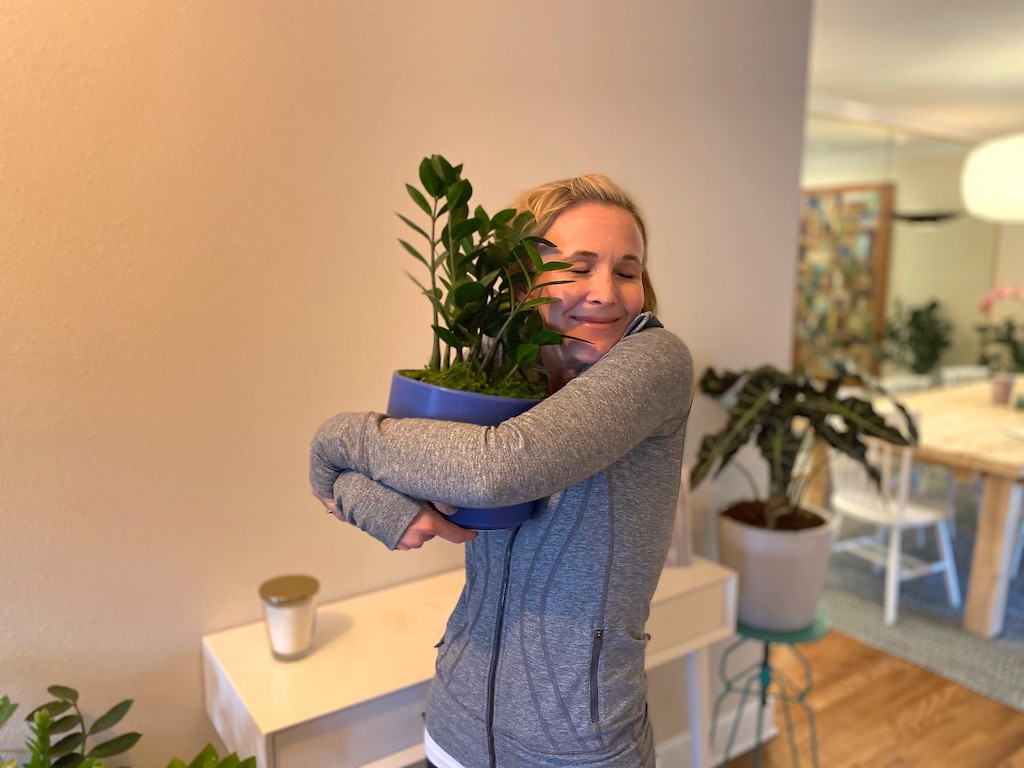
(310, 315, 693, 767)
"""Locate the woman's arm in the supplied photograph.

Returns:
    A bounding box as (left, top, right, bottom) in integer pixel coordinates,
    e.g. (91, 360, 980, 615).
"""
(310, 328, 692, 509)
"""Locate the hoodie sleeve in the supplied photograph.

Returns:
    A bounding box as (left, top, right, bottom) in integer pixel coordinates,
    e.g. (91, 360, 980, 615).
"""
(329, 470, 424, 550)
(310, 327, 692, 509)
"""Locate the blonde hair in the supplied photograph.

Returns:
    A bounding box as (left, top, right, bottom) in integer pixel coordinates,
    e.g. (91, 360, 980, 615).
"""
(515, 173, 657, 312)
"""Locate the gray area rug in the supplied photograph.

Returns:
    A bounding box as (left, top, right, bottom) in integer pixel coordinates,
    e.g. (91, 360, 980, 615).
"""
(821, 488, 1024, 712)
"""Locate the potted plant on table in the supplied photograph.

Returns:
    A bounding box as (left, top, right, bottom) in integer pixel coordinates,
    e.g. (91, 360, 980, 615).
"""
(387, 155, 571, 529)
(881, 299, 953, 376)
(689, 364, 915, 631)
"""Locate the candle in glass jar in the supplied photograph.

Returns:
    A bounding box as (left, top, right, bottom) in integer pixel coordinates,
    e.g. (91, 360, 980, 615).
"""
(259, 575, 319, 661)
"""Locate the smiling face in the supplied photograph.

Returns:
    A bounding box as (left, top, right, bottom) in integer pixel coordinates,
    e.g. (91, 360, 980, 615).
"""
(535, 203, 646, 387)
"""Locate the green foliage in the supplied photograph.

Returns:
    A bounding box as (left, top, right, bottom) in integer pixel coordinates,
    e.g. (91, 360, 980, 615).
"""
(400, 154, 573, 398)
(2, 691, 254, 768)
(977, 316, 1024, 372)
(882, 299, 953, 374)
(165, 743, 255, 768)
(2, 687, 137, 768)
(690, 365, 916, 526)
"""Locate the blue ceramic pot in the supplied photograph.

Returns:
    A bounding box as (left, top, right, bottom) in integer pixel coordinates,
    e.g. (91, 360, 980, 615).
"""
(387, 371, 541, 530)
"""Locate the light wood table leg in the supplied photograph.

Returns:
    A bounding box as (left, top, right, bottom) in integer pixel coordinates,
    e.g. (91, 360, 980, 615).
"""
(964, 476, 1023, 637)
(800, 440, 830, 512)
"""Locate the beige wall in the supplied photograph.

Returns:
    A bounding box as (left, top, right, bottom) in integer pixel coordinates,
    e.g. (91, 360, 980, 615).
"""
(0, 1, 811, 763)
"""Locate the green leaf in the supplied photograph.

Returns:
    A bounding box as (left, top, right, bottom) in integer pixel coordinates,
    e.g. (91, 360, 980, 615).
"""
(452, 281, 487, 307)
(88, 700, 132, 735)
(396, 212, 430, 241)
(27, 700, 72, 721)
(405, 184, 431, 217)
(237, 759, 256, 768)
(537, 260, 572, 273)
(53, 754, 85, 768)
(48, 729, 85, 755)
(85, 732, 141, 759)
(431, 155, 458, 186)
(47, 687, 79, 704)
(447, 178, 472, 210)
(418, 157, 443, 197)
(519, 297, 560, 310)
(47, 714, 83, 736)
(491, 208, 516, 228)
(529, 329, 563, 346)
(432, 325, 461, 348)
(450, 217, 479, 242)
(184, 744, 218, 768)
(165, 760, 188, 768)
(516, 343, 540, 364)
(398, 238, 429, 268)
(0, 695, 18, 728)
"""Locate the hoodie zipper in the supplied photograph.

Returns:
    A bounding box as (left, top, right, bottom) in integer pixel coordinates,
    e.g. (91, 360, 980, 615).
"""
(589, 628, 604, 723)
(485, 525, 520, 768)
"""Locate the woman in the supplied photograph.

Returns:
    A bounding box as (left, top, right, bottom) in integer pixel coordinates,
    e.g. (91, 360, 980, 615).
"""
(310, 173, 693, 768)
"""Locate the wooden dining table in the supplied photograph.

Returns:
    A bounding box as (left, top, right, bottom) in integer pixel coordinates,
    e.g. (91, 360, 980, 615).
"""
(806, 380, 1024, 638)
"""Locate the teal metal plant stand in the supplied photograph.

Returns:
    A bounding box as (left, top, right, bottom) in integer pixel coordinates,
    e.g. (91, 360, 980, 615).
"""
(710, 610, 831, 767)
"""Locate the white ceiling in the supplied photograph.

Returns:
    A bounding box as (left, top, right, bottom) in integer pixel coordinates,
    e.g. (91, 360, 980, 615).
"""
(808, 0, 1024, 142)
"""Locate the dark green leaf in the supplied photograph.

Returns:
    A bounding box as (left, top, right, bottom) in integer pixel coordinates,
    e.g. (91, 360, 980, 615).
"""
(398, 239, 429, 268)
(432, 325, 461, 348)
(0, 696, 17, 729)
(519, 297, 560, 310)
(47, 687, 79, 704)
(450, 217, 479, 242)
(491, 208, 517, 228)
(447, 179, 472, 210)
(27, 700, 72, 721)
(85, 732, 141, 758)
(418, 157, 443, 197)
(48, 729, 85, 755)
(516, 344, 540, 364)
(47, 714, 83, 735)
(53, 754, 85, 768)
(452, 281, 487, 307)
(405, 184, 432, 217)
(88, 699, 132, 735)
(529, 329, 563, 346)
(396, 213, 430, 241)
(537, 260, 572, 273)
(431, 155, 457, 186)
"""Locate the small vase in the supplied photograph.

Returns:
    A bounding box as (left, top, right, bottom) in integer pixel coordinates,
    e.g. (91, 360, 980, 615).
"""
(992, 372, 1015, 405)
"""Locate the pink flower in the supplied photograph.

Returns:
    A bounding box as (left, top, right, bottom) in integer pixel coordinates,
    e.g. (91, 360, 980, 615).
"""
(981, 284, 1024, 312)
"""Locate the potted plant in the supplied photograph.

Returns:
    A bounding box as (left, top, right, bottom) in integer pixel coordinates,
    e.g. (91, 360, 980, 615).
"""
(388, 154, 571, 529)
(881, 299, 953, 375)
(689, 364, 915, 631)
(1, 687, 254, 768)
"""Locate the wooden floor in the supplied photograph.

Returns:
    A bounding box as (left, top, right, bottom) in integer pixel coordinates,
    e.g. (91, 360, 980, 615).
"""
(722, 630, 1024, 768)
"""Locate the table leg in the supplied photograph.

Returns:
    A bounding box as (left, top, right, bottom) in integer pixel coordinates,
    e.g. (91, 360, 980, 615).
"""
(799, 440, 830, 512)
(685, 648, 711, 768)
(964, 476, 1023, 637)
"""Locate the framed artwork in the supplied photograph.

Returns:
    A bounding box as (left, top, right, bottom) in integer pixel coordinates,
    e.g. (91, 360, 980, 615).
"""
(794, 183, 892, 379)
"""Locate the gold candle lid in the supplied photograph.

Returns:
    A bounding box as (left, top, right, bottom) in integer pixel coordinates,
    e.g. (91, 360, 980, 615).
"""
(259, 575, 319, 606)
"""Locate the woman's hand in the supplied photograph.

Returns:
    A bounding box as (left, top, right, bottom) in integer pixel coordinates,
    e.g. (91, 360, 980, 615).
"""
(396, 504, 476, 550)
(313, 490, 342, 519)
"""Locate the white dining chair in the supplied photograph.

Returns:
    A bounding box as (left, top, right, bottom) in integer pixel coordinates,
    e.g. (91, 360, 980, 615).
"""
(828, 441, 961, 625)
(879, 373, 934, 394)
(939, 365, 990, 388)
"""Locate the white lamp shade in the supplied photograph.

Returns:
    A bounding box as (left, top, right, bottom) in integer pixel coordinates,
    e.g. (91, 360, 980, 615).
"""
(961, 132, 1024, 223)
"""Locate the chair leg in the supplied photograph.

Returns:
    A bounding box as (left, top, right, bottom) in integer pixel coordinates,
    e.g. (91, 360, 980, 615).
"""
(1011, 526, 1023, 580)
(884, 527, 902, 625)
(935, 519, 962, 608)
(945, 469, 958, 541)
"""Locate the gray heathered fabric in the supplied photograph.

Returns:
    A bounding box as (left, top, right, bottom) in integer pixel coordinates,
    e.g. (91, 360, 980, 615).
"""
(310, 318, 693, 767)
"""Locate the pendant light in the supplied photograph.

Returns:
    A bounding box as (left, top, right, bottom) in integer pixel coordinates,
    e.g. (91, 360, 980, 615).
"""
(961, 132, 1024, 223)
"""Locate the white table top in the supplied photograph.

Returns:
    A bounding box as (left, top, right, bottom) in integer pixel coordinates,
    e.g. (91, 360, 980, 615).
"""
(202, 558, 735, 736)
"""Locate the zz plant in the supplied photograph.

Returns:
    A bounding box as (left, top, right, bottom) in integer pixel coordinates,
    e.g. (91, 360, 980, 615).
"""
(399, 154, 572, 399)
(690, 364, 916, 528)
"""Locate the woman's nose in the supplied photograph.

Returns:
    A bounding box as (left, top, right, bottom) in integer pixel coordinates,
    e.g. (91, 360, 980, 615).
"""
(585, 272, 617, 303)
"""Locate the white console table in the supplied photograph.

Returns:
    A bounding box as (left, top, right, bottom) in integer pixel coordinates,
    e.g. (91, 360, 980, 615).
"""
(203, 557, 736, 768)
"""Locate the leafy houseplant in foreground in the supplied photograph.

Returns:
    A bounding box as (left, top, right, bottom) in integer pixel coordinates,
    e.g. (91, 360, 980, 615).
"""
(397, 154, 570, 399)
(0, 690, 252, 768)
(690, 364, 915, 630)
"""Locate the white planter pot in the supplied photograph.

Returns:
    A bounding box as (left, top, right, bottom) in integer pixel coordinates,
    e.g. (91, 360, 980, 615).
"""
(717, 511, 833, 632)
